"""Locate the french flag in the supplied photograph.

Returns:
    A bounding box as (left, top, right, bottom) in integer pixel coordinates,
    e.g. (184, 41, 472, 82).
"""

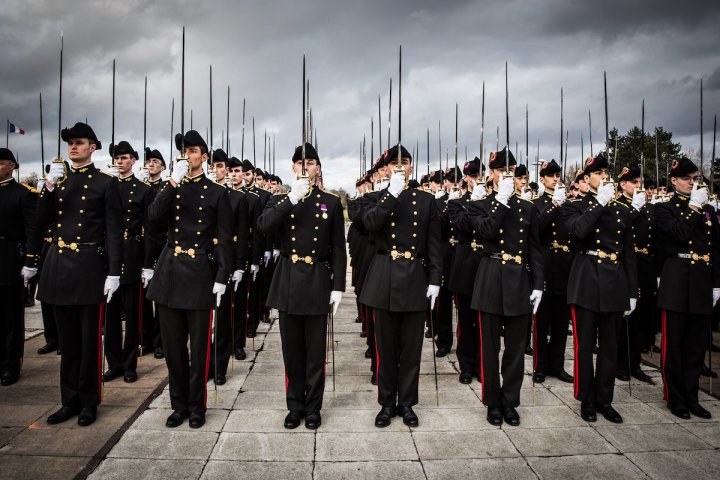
(8, 122, 26, 135)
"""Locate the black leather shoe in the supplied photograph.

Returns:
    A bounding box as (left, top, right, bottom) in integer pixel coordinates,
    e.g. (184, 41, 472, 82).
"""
(102, 368, 123, 382)
(592, 345, 599, 354)
(651, 345, 661, 353)
(597, 404, 623, 423)
(711, 343, 720, 353)
(153, 347, 165, 359)
(615, 370, 630, 381)
(701, 365, 718, 378)
(123, 371, 138, 383)
(166, 410, 188, 428)
(524, 346, 533, 356)
(459, 373, 473, 384)
(360, 330, 367, 338)
(234, 347, 246, 360)
(580, 404, 597, 422)
(631, 369, 654, 384)
(669, 404, 691, 420)
(435, 347, 449, 358)
(553, 370, 574, 383)
(502, 407, 520, 426)
(47, 406, 80, 424)
(364, 347, 373, 359)
(475, 373, 482, 383)
(189, 413, 205, 428)
(214, 374, 226, 385)
(375, 406, 396, 428)
(688, 404, 712, 419)
(370, 373, 377, 385)
(354, 316, 361, 323)
(37, 343, 58, 355)
(397, 406, 419, 427)
(284, 410, 303, 429)
(0, 372, 19, 386)
(532, 372, 546, 384)
(77, 407, 97, 426)
(486, 407, 503, 426)
(424, 329, 432, 339)
(305, 411, 322, 429)
(247, 330, 256, 338)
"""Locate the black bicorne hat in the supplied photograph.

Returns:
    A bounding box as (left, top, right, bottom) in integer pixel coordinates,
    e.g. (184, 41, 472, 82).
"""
(109, 141, 138, 160)
(384, 144, 412, 162)
(428, 169, 443, 184)
(211, 149, 229, 165)
(583, 153, 609, 175)
(292, 143, 320, 164)
(514, 164, 528, 177)
(669, 156, 698, 178)
(463, 157, 483, 176)
(241, 159, 255, 172)
(174, 130, 208, 153)
(0, 148, 17, 163)
(617, 162, 641, 182)
(228, 156, 243, 169)
(488, 147, 516, 169)
(144, 147, 166, 167)
(61, 122, 102, 149)
(539, 159, 561, 176)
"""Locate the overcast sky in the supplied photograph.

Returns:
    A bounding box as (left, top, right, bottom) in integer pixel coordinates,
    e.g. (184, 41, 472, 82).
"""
(2, 0, 719, 190)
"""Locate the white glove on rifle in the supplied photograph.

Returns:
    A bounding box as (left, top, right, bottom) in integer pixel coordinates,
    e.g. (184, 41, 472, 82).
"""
(521, 189, 533, 201)
(45, 162, 65, 189)
(212, 282, 226, 307)
(104, 276, 120, 303)
(713, 288, 720, 306)
(137, 168, 149, 182)
(471, 183, 487, 201)
(250, 264, 260, 281)
(170, 159, 189, 185)
(552, 187, 566, 206)
(21, 267, 38, 287)
(263, 251, 272, 266)
(631, 189, 646, 211)
(624, 298, 638, 316)
(36, 179, 45, 191)
(426, 284, 440, 310)
(529, 289, 543, 314)
(288, 177, 311, 205)
(434, 190, 446, 199)
(689, 182, 708, 209)
(448, 189, 462, 201)
(595, 182, 615, 206)
(388, 169, 406, 198)
(107, 166, 119, 178)
(141, 268, 154, 288)
(232, 270, 245, 291)
(538, 183, 546, 197)
(329, 291, 342, 316)
(495, 177, 514, 207)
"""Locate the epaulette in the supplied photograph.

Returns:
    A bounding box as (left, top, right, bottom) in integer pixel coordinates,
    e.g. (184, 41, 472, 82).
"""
(417, 189, 434, 197)
(22, 183, 40, 194)
(320, 189, 339, 198)
(611, 200, 630, 209)
(568, 198, 581, 202)
(100, 171, 115, 178)
(245, 190, 260, 197)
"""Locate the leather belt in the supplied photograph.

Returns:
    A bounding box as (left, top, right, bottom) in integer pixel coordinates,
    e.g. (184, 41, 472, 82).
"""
(677, 252, 710, 263)
(378, 249, 417, 261)
(551, 240, 571, 253)
(168, 243, 210, 259)
(281, 252, 328, 265)
(489, 252, 523, 265)
(457, 240, 482, 251)
(634, 246, 650, 255)
(54, 239, 101, 252)
(584, 250, 618, 262)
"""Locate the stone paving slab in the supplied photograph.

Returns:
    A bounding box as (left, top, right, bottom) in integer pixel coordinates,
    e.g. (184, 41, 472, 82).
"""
(505, 426, 618, 457)
(626, 450, 720, 480)
(0, 454, 91, 480)
(527, 454, 648, 479)
(413, 429, 520, 459)
(595, 423, 713, 453)
(210, 432, 315, 461)
(422, 458, 537, 480)
(314, 460, 427, 479)
(107, 430, 219, 460)
(87, 458, 207, 480)
(200, 460, 314, 480)
(315, 432, 418, 461)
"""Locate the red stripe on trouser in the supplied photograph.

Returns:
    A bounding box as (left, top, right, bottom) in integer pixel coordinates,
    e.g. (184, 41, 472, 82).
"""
(98, 303, 105, 404)
(570, 305, 579, 399)
(478, 311, 485, 402)
(532, 314, 538, 370)
(203, 310, 213, 408)
(374, 310, 380, 403)
(285, 370, 289, 391)
(661, 310, 668, 401)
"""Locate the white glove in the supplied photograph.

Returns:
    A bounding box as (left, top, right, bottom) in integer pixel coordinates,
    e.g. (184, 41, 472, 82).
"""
(212, 282, 226, 307)
(495, 177, 514, 206)
(20, 267, 38, 287)
(434, 190, 446, 199)
(272, 249, 280, 261)
(45, 161, 65, 188)
(690, 182, 708, 209)
(448, 189, 461, 201)
(137, 168, 149, 182)
(141, 268, 154, 288)
(207, 170, 217, 183)
(388, 170, 406, 198)
(657, 277, 661, 288)
(263, 251, 272, 266)
(36, 179, 45, 191)
(521, 189, 533, 201)
(650, 195, 662, 205)
(631, 189, 646, 211)
(104, 276, 120, 303)
(170, 159, 189, 185)
(713, 288, 720, 306)
(288, 177, 311, 204)
(552, 187, 566, 206)
(250, 264, 260, 281)
(624, 297, 638, 316)
(529, 289, 543, 314)
(471, 183, 487, 201)
(595, 182, 615, 206)
(107, 166, 119, 177)
(232, 269, 245, 291)
(538, 183, 546, 197)
(426, 284, 440, 309)
(376, 179, 390, 191)
(329, 290, 342, 315)
(709, 199, 719, 210)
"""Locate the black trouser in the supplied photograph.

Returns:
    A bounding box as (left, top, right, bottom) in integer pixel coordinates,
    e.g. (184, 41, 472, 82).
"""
(433, 286, 453, 351)
(261, 261, 274, 319)
(617, 293, 653, 373)
(54, 303, 103, 407)
(571, 305, 619, 406)
(365, 305, 376, 374)
(661, 310, 710, 408)
(105, 283, 141, 373)
(455, 294, 480, 376)
(141, 292, 162, 351)
(0, 285, 25, 375)
(534, 294, 570, 375)
(41, 301, 59, 348)
(248, 274, 261, 333)
(210, 287, 233, 377)
(279, 311, 327, 412)
(158, 305, 212, 414)
(233, 276, 250, 350)
(374, 309, 424, 408)
(479, 311, 528, 408)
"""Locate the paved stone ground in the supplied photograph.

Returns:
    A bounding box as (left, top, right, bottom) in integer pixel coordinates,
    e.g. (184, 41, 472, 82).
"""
(81, 289, 720, 480)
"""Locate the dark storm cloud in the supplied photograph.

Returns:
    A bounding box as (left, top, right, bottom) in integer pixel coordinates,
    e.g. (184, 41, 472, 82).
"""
(1, 0, 719, 189)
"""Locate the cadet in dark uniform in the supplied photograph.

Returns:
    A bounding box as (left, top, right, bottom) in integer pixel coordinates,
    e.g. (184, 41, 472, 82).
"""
(37, 122, 122, 426)
(146, 130, 234, 429)
(140, 147, 167, 359)
(614, 163, 655, 384)
(103, 141, 153, 383)
(0, 148, 38, 386)
(447, 157, 485, 383)
(532, 159, 574, 384)
(469, 149, 544, 426)
(563, 153, 637, 424)
(36, 206, 60, 355)
(359, 145, 443, 428)
(257, 143, 346, 430)
(654, 157, 719, 419)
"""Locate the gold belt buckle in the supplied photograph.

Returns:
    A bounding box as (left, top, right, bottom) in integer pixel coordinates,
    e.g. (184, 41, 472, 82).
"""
(390, 250, 399, 260)
(449, 238, 456, 246)
(69, 242, 78, 251)
(291, 254, 299, 263)
(174, 246, 182, 256)
(502, 253, 511, 262)
(404, 251, 412, 260)
(304, 256, 313, 264)
(470, 241, 478, 250)
(58, 240, 66, 248)
(123, 231, 128, 240)
(562, 245, 569, 252)
(598, 250, 607, 259)
(609, 253, 617, 261)
(187, 248, 195, 258)
(514, 255, 522, 264)
(552, 240, 560, 249)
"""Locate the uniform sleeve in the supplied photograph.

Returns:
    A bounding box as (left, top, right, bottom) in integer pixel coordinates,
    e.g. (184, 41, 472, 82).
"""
(448, 199, 473, 235)
(35, 186, 57, 230)
(468, 198, 509, 240)
(623, 210, 639, 297)
(214, 190, 234, 284)
(235, 194, 249, 272)
(105, 179, 123, 277)
(426, 199, 443, 286)
(330, 200, 347, 292)
(361, 189, 399, 232)
(256, 194, 294, 235)
(147, 182, 176, 228)
(534, 198, 562, 236)
(142, 188, 156, 268)
(564, 197, 606, 240)
(22, 189, 39, 268)
(527, 206, 544, 291)
(653, 202, 704, 243)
